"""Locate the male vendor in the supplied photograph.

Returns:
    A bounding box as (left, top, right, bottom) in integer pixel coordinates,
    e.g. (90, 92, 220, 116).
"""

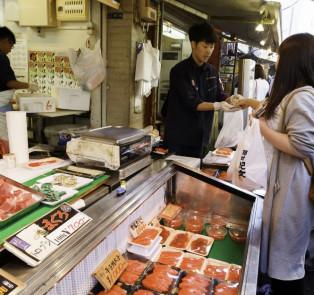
(164, 22, 240, 158)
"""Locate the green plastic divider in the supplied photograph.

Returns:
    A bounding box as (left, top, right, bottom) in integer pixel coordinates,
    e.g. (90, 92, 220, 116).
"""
(0, 172, 110, 245)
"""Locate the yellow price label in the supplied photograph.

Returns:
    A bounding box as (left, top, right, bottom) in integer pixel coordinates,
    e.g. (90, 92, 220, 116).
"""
(93, 250, 127, 291)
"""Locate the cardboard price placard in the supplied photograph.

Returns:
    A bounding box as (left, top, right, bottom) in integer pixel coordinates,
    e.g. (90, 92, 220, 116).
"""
(0, 269, 25, 295)
(93, 249, 127, 290)
(158, 204, 182, 220)
(129, 217, 146, 238)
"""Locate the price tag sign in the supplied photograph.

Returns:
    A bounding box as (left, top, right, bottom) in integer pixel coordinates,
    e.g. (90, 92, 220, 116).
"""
(93, 249, 127, 291)
(148, 216, 160, 227)
(0, 269, 25, 295)
(129, 217, 146, 238)
(158, 204, 182, 220)
(4, 203, 92, 267)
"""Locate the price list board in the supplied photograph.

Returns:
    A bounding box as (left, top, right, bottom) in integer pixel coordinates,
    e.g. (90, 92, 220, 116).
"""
(4, 203, 92, 267)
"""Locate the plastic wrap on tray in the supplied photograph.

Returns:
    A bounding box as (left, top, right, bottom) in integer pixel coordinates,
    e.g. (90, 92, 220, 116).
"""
(139, 262, 180, 294)
(186, 234, 214, 256)
(226, 264, 242, 283)
(203, 258, 230, 280)
(159, 225, 174, 245)
(213, 280, 239, 295)
(118, 253, 151, 285)
(178, 253, 206, 273)
(165, 230, 193, 250)
(172, 271, 213, 295)
(154, 247, 184, 267)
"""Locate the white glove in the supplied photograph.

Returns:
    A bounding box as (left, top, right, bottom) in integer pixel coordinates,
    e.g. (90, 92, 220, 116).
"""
(230, 94, 244, 105)
(27, 83, 39, 92)
(214, 101, 241, 112)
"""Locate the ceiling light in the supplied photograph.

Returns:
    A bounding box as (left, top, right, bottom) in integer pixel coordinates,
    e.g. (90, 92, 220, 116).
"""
(255, 23, 264, 32)
(163, 24, 186, 40)
(260, 40, 266, 46)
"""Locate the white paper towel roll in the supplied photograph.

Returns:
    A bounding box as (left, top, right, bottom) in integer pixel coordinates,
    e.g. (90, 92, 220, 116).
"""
(6, 111, 29, 164)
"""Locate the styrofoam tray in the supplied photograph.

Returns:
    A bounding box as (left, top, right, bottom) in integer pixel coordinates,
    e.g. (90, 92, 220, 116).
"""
(186, 234, 214, 256)
(159, 225, 175, 245)
(178, 252, 206, 273)
(154, 246, 184, 267)
(165, 230, 193, 251)
(203, 258, 230, 280)
(129, 226, 162, 246)
(128, 227, 162, 256)
(227, 264, 242, 283)
(36, 173, 93, 190)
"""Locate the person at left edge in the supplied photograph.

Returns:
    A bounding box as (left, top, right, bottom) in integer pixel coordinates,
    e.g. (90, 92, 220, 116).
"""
(164, 21, 240, 158)
(0, 26, 39, 140)
(0, 26, 39, 95)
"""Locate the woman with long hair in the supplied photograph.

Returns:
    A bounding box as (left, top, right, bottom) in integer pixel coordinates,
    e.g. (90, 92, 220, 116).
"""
(235, 33, 314, 294)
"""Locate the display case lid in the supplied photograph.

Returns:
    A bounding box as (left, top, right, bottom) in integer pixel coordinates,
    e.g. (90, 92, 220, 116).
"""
(81, 126, 150, 145)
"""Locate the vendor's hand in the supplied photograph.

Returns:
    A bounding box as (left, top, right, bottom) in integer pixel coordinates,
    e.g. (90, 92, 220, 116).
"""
(233, 99, 250, 109)
(27, 83, 39, 92)
(214, 101, 241, 112)
(230, 94, 244, 105)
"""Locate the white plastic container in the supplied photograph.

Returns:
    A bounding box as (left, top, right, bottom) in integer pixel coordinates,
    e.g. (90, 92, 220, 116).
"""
(16, 92, 56, 113)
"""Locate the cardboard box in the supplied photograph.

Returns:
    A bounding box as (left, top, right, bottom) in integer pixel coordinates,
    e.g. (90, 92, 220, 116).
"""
(16, 92, 56, 113)
(52, 87, 90, 111)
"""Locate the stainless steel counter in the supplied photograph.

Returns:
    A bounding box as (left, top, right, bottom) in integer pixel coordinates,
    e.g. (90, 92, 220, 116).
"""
(0, 159, 263, 295)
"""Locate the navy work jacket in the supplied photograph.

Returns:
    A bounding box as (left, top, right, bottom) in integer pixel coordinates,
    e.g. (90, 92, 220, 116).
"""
(164, 55, 229, 147)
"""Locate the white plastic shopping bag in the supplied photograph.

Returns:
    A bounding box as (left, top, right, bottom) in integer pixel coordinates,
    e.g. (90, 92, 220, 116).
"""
(227, 118, 267, 191)
(68, 40, 105, 91)
(215, 111, 243, 149)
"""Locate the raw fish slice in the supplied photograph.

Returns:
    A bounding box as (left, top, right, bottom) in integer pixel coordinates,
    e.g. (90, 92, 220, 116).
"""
(0, 182, 13, 194)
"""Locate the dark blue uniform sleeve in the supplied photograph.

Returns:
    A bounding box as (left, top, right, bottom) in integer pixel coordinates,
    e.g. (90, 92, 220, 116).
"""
(170, 66, 203, 111)
(0, 54, 16, 91)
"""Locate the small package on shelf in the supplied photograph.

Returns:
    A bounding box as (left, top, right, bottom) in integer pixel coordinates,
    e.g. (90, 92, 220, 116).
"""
(213, 280, 239, 294)
(165, 230, 193, 251)
(159, 225, 175, 245)
(178, 252, 206, 273)
(186, 233, 214, 256)
(172, 271, 213, 295)
(226, 264, 242, 283)
(203, 258, 230, 280)
(118, 253, 151, 286)
(154, 247, 184, 267)
(138, 262, 180, 294)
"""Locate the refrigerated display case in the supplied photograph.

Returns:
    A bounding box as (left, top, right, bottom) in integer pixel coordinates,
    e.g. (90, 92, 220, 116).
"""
(0, 159, 263, 295)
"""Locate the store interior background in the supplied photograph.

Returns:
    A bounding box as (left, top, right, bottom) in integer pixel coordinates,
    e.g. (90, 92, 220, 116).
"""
(0, 0, 313, 146)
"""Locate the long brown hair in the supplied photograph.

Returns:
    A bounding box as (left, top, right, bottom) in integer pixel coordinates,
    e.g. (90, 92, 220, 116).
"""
(254, 64, 266, 79)
(264, 33, 314, 119)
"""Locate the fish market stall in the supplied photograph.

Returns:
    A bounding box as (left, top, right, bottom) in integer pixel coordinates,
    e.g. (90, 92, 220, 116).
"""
(0, 158, 263, 294)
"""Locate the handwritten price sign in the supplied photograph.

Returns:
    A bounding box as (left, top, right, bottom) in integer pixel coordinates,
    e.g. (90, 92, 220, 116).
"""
(93, 250, 127, 291)
(129, 217, 146, 238)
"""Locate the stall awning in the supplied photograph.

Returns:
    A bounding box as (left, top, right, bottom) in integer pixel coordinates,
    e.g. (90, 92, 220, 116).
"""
(163, 0, 282, 51)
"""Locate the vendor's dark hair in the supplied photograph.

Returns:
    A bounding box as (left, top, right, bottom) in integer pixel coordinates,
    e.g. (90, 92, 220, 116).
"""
(255, 64, 266, 80)
(264, 33, 314, 119)
(188, 21, 217, 44)
(0, 27, 16, 44)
